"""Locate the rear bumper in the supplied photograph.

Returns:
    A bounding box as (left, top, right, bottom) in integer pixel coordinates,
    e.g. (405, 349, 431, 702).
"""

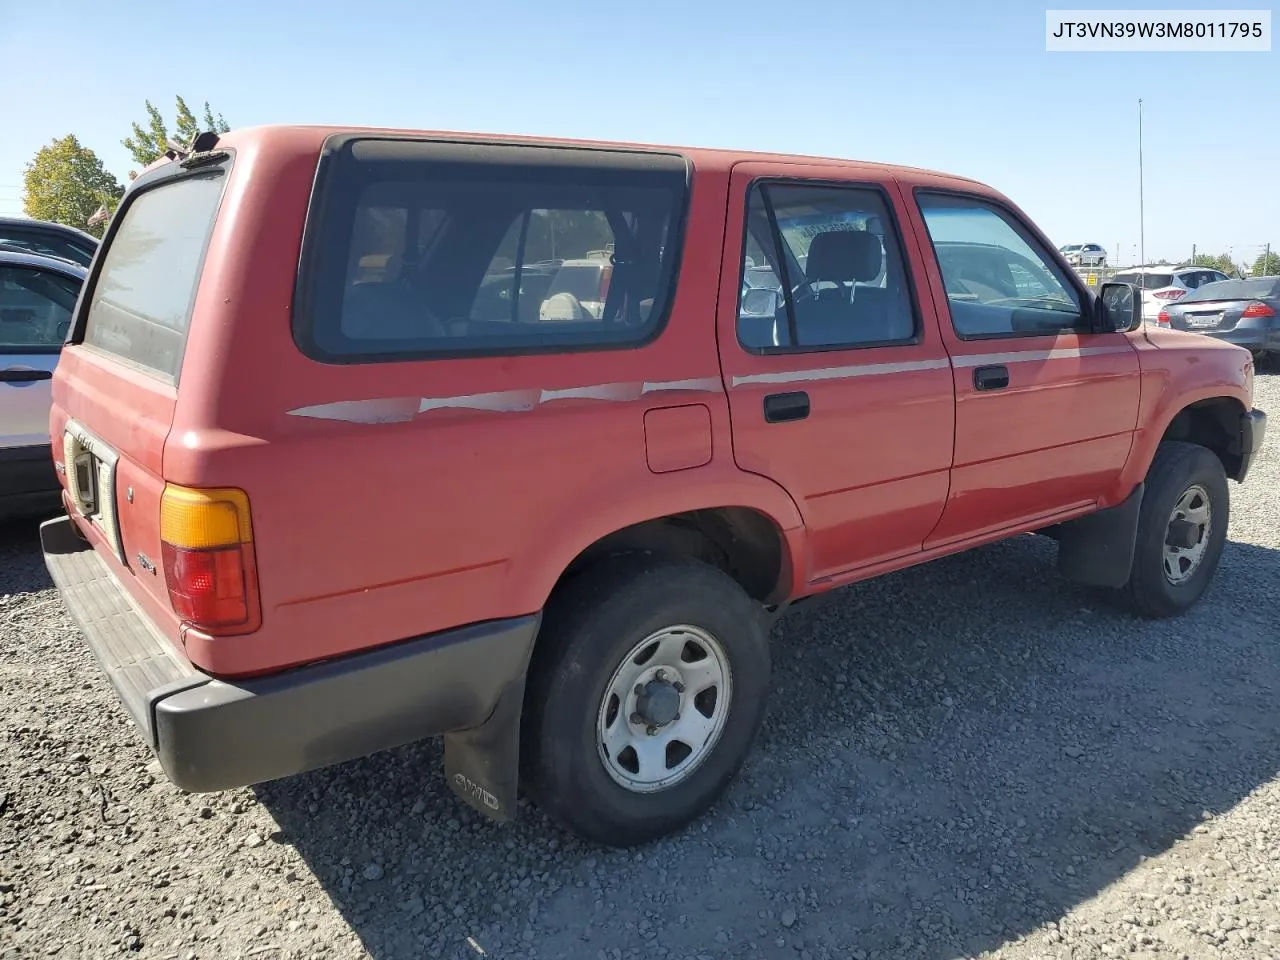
(0, 444, 60, 520)
(1236, 409, 1267, 483)
(1206, 326, 1280, 353)
(41, 514, 539, 793)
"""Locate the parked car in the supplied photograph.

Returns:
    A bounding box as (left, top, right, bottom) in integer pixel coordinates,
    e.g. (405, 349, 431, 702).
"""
(1158, 276, 1280, 361)
(1, 249, 86, 520)
(1113, 265, 1232, 322)
(1059, 243, 1107, 267)
(41, 126, 1266, 847)
(0, 216, 97, 268)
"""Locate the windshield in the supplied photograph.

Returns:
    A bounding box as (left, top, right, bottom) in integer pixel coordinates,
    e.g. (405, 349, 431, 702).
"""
(1181, 277, 1280, 303)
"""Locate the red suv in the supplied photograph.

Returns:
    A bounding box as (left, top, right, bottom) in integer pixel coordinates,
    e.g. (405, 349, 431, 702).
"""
(42, 127, 1266, 846)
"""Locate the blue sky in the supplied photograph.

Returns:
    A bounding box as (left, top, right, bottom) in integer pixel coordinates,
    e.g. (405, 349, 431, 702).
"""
(1, 0, 1274, 266)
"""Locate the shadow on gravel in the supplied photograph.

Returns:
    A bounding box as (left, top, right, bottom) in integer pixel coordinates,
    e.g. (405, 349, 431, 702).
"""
(258, 532, 1280, 960)
(0, 517, 53, 595)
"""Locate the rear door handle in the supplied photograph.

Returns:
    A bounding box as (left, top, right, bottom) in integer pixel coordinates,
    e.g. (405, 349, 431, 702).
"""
(973, 365, 1009, 391)
(1, 367, 52, 383)
(763, 391, 810, 423)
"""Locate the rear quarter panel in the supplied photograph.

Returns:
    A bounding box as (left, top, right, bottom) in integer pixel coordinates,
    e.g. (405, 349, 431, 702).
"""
(168, 134, 804, 677)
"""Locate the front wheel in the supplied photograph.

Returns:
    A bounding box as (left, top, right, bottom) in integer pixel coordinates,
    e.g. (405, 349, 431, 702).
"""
(1121, 441, 1229, 618)
(521, 555, 771, 847)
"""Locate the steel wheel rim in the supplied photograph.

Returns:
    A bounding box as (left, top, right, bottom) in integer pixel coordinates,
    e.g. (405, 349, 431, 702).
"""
(596, 624, 732, 794)
(1163, 483, 1212, 584)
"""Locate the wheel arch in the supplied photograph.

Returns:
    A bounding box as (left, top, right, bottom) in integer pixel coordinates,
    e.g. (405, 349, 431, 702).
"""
(1120, 388, 1252, 493)
(514, 470, 808, 614)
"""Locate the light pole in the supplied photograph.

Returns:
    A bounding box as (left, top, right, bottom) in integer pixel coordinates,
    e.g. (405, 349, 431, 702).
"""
(1138, 98, 1145, 270)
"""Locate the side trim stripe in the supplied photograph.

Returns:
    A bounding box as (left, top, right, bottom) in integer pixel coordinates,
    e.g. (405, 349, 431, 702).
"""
(730, 358, 951, 388)
(286, 346, 1135, 423)
(951, 345, 1132, 368)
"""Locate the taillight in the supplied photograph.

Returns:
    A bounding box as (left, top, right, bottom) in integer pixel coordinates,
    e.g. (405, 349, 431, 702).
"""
(1242, 301, 1277, 319)
(159, 484, 260, 634)
(1152, 289, 1186, 301)
(1157, 309, 1171, 325)
(598, 264, 613, 302)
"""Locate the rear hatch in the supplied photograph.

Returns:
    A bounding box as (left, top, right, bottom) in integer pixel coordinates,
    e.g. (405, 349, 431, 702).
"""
(52, 160, 229, 638)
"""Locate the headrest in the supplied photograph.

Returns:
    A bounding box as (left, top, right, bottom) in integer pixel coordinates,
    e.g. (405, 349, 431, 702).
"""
(805, 231, 882, 283)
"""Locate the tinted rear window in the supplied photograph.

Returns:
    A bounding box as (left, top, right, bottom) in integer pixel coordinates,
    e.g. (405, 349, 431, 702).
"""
(82, 173, 225, 380)
(1182, 277, 1280, 302)
(295, 138, 688, 362)
(1114, 272, 1172, 289)
(0, 228, 95, 267)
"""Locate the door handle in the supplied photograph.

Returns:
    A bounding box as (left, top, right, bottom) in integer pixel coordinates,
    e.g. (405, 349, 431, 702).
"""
(763, 391, 810, 423)
(973, 365, 1009, 391)
(1, 368, 52, 383)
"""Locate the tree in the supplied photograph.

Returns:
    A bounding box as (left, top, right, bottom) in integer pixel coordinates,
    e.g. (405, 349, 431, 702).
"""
(23, 135, 124, 238)
(122, 95, 230, 168)
(1252, 250, 1279, 277)
(1190, 252, 1240, 276)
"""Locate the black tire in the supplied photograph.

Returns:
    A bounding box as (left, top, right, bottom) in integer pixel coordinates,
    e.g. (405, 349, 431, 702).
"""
(1122, 441, 1229, 618)
(521, 554, 770, 847)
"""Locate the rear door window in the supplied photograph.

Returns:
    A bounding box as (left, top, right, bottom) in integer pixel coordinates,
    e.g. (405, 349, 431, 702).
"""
(81, 173, 226, 381)
(296, 138, 688, 362)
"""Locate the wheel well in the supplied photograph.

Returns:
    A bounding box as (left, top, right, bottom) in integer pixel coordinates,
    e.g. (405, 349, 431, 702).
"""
(1161, 398, 1245, 479)
(557, 508, 789, 605)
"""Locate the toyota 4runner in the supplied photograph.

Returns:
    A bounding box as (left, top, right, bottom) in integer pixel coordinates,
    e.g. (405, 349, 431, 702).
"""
(41, 126, 1266, 846)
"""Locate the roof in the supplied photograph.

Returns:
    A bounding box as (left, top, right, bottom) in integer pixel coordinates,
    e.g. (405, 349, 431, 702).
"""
(212, 124, 989, 188)
(0, 248, 89, 278)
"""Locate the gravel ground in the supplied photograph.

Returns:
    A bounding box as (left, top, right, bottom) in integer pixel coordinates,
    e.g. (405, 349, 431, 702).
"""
(2, 370, 1278, 960)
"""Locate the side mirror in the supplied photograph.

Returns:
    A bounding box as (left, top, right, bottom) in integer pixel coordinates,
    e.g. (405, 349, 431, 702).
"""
(741, 287, 782, 317)
(1098, 282, 1142, 332)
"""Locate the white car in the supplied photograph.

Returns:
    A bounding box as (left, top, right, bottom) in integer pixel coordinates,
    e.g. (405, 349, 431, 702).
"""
(1112, 265, 1232, 323)
(1059, 243, 1107, 267)
(1, 249, 85, 520)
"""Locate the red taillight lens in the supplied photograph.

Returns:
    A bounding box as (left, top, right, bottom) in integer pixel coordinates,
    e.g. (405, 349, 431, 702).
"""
(1152, 289, 1186, 300)
(1157, 309, 1171, 325)
(162, 543, 252, 628)
(598, 264, 613, 302)
(159, 484, 260, 635)
(1242, 301, 1277, 319)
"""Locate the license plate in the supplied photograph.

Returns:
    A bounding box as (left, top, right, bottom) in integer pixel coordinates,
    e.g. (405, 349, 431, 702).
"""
(62, 421, 125, 563)
(1185, 313, 1222, 328)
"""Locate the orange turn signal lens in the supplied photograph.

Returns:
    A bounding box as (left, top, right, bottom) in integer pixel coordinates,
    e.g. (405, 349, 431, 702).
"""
(160, 485, 253, 549)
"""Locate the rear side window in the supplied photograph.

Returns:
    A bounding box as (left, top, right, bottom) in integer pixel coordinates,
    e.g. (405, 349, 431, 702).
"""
(297, 138, 688, 361)
(82, 173, 225, 380)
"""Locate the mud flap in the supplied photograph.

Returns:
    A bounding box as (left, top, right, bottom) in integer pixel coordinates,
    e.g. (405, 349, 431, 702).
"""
(1056, 482, 1144, 588)
(443, 616, 539, 822)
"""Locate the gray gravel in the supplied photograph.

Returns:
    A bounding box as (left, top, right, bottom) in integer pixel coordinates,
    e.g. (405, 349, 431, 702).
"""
(2, 370, 1279, 960)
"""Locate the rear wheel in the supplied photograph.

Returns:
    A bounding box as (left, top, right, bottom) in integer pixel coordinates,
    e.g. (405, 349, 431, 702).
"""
(1121, 441, 1229, 618)
(521, 554, 770, 846)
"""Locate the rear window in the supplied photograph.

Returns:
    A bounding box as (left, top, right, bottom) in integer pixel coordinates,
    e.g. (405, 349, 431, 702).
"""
(1182, 277, 1280, 302)
(0, 228, 95, 267)
(82, 173, 225, 380)
(296, 138, 688, 361)
(1114, 272, 1172, 289)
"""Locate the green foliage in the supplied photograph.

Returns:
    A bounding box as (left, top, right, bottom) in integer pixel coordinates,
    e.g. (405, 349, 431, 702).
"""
(1190, 252, 1240, 276)
(23, 135, 124, 238)
(1252, 250, 1279, 277)
(122, 96, 230, 168)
